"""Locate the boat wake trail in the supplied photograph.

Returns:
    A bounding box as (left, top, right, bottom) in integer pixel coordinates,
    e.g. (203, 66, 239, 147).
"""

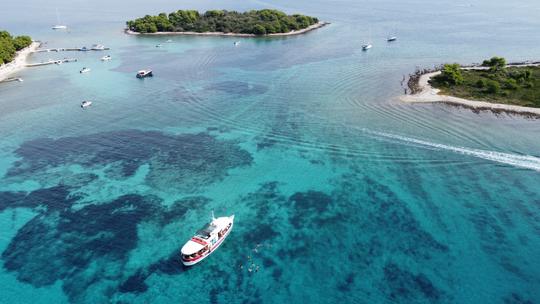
(364, 129, 540, 172)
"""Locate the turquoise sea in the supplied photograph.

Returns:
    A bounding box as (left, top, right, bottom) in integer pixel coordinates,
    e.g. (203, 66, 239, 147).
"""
(1, 0, 540, 303)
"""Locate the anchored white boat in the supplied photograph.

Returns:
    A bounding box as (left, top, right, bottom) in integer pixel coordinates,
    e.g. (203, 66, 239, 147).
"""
(91, 44, 106, 51)
(81, 100, 92, 108)
(362, 26, 373, 51)
(101, 55, 112, 61)
(80, 67, 91, 73)
(234, 41, 240, 46)
(136, 70, 153, 78)
(387, 36, 397, 42)
(52, 9, 67, 30)
(181, 213, 234, 266)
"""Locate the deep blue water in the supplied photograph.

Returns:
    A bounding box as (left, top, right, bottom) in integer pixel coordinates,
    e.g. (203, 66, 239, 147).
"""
(1, 0, 540, 303)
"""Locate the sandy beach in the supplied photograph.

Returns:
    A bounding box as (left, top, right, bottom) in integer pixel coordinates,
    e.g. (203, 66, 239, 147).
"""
(401, 66, 540, 117)
(0, 41, 40, 82)
(125, 21, 330, 37)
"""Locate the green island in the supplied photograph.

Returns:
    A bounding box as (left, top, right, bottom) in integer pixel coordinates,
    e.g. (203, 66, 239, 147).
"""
(126, 9, 320, 35)
(0, 30, 32, 64)
(430, 57, 540, 108)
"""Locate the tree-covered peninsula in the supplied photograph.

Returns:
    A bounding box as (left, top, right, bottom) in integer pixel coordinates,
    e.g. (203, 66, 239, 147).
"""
(0, 30, 32, 64)
(430, 57, 540, 108)
(126, 9, 320, 35)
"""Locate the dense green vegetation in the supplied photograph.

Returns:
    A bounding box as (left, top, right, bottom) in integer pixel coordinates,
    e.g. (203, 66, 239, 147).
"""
(0, 30, 32, 64)
(430, 57, 540, 108)
(126, 9, 319, 35)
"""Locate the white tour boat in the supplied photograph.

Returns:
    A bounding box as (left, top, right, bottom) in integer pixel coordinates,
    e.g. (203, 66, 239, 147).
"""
(181, 213, 234, 266)
(81, 100, 92, 108)
(136, 70, 153, 78)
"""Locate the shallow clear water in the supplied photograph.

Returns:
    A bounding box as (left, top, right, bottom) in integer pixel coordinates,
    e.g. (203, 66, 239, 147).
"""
(1, 0, 540, 303)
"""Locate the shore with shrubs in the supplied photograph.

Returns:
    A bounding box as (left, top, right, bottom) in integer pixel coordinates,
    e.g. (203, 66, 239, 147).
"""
(401, 57, 540, 116)
(0, 30, 38, 82)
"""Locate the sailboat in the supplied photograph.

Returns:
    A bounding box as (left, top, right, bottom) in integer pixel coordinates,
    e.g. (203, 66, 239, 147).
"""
(387, 26, 397, 42)
(362, 26, 372, 51)
(52, 9, 67, 30)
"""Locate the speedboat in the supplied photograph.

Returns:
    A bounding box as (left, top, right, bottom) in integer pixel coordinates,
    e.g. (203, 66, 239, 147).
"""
(81, 100, 92, 108)
(80, 67, 91, 73)
(101, 55, 112, 61)
(362, 44, 372, 51)
(91, 44, 105, 51)
(181, 213, 234, 266)
(234, 41, 240, 46)
(136, 70, 153, 78)
(387, 36, 397, 42)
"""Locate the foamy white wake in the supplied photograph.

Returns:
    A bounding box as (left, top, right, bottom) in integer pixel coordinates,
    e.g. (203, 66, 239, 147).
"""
(364, 129, 540, 172)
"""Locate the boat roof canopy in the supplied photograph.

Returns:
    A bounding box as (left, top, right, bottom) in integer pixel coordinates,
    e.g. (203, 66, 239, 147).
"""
(196, 223, 216, 239)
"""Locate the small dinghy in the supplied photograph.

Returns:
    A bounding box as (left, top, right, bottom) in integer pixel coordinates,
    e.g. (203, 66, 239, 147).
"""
(136, 69, 153, 78)
(81, 100, 92, 108)
(181, 212, 234, 266)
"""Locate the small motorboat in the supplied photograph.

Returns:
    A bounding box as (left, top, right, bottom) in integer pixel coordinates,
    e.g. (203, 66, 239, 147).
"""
(166, 39, 173, 43)
(155, 44, 163, 48)
(91, 44, 106, 51)
(387, 36, 397, 42)
(80, 67, 91, 73)
(136, 70, 153, 78)
(101, 55, 112, 61)
(81, 100, 92, 108)
(234, 41, 240, 46)
(362, 44, 372, 51)
(181, 213, 234, 266)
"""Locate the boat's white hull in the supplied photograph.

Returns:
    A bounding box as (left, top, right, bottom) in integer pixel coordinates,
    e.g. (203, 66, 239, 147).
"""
(52, 25, 67, 30)
(182, 216, 234, 266)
